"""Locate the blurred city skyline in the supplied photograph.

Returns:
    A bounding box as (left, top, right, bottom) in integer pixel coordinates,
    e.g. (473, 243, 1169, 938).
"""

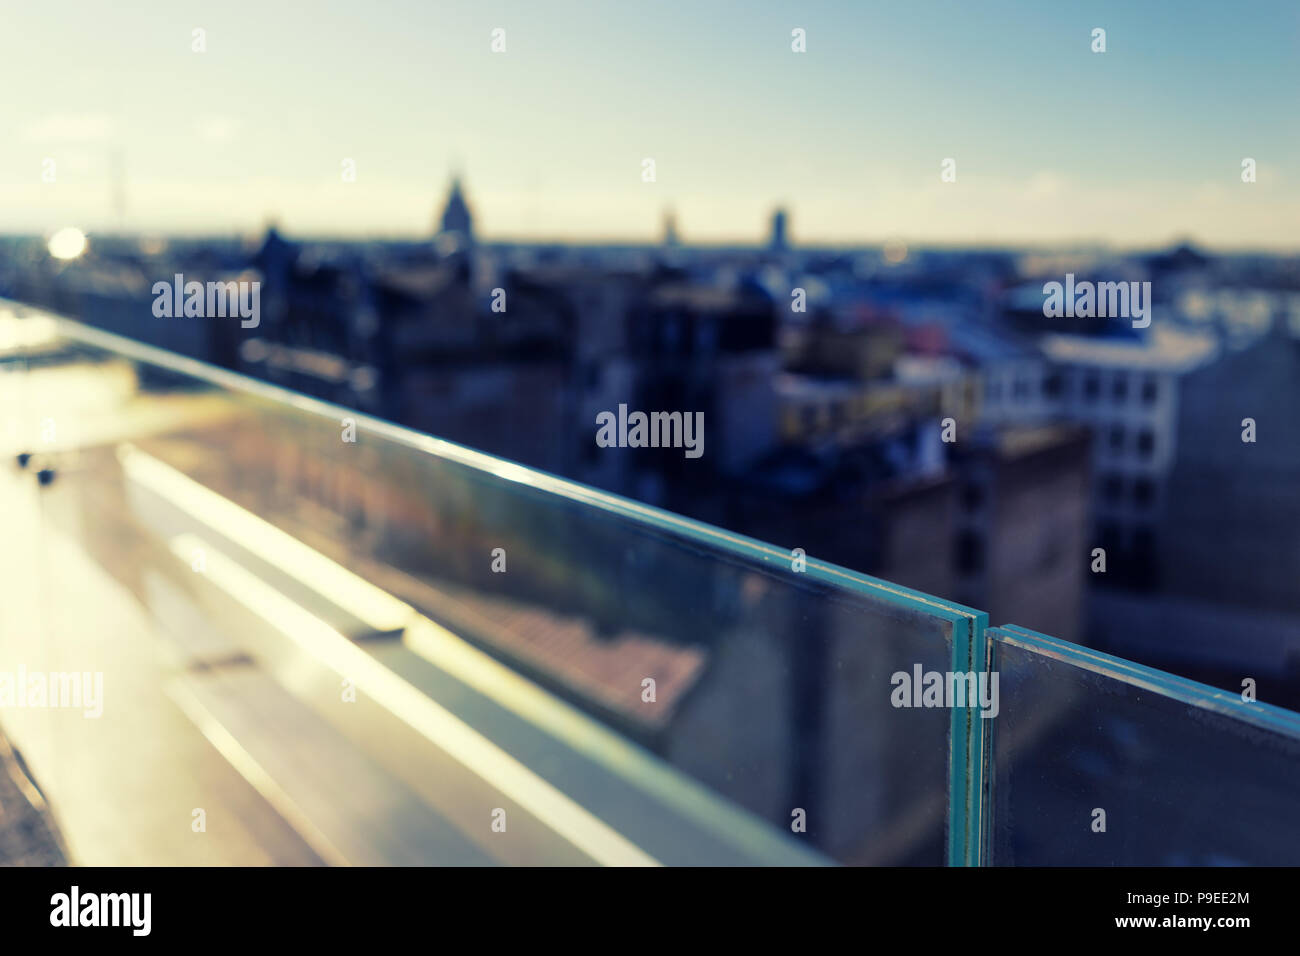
(3, 0, 1298, 249)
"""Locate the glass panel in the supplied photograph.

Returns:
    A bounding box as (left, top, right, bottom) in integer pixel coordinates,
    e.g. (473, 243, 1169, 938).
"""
(1, 304, 973, 865)
(987, 625, 1300, 865)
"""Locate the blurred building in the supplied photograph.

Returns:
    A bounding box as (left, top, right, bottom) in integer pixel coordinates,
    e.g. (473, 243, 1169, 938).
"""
(1161, 300, 1300, 613)
(1034, 327, 1217, 588)
(950, 424, 1092, 645)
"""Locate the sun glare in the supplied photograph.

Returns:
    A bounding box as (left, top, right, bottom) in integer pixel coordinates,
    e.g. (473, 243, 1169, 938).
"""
(48, 227, 87, 260)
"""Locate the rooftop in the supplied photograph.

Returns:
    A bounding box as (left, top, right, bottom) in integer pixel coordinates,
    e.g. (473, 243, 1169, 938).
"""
(1040, 324, 1219, 371)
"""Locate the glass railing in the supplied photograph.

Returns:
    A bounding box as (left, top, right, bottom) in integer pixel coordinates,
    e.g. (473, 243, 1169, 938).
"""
(986, 624, 1300, 865)
(2, 298, 1297, 866)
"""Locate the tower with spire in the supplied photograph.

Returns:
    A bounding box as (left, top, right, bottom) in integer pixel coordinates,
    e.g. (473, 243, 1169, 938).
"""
(663, 207, 679, 247)
(436, 176, 474, 251)
(769, 207, 788, 252)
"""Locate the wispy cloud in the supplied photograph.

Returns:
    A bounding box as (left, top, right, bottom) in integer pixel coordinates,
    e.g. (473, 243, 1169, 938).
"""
(21, 113, 114, 144)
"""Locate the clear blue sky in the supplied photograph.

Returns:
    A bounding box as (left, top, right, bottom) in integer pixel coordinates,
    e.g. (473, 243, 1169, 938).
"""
(2, 0, 1296, 247)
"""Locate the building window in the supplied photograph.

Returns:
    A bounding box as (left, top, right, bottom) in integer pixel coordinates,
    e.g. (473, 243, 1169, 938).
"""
(1141, 376, 1159, 404)
(1133, 478, 1155, 508)
(1137, 430, 1155, 458)
(1043, 371, 1063, 399)
(1083, 373, 1100, 403)
(1102, 473, 1124, 503)
(1109, 426, 1125, 453)
(1112, 374, 1128, 403)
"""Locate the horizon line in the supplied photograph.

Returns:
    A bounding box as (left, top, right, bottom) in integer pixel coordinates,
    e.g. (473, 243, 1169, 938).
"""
(2, 229, 1296, 258)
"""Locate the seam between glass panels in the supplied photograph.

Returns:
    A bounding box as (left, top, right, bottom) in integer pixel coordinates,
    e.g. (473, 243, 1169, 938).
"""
(947, 610, 989, 867)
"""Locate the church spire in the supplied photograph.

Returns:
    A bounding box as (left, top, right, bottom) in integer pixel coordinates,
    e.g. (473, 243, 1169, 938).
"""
(437, 175, 474, 249)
